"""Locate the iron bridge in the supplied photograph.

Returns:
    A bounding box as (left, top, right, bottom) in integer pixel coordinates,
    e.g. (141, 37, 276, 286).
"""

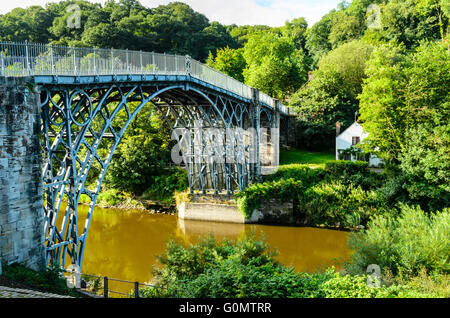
(0, 41, 293, 269)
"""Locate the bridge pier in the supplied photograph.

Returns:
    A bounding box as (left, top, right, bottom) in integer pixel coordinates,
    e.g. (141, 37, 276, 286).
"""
(0, 77, 45, 273)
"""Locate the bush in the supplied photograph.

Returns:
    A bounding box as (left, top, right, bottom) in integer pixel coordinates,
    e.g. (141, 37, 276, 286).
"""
(325, 160, 369, 177)
(97, 189, 124, 207)
(142, 168, 188, 204)
(140, 233, 440, 298)
(321, 271, 437, 298)
(1, 263, 76, 296)
(235, 178, 303, 219)
(180, 258, 306, 298)
(151, 233, 278, 283)
(398, 125, 450, 211)
(265, 164, 324, 187)
(300, 181, 391, 228)
(347, 204, 450, 276)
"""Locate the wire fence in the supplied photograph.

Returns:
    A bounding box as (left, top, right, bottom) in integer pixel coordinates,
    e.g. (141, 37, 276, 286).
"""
(0, 41, 293, 115)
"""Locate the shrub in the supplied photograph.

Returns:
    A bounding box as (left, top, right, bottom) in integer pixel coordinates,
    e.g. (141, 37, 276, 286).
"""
(265, 164, 324, 187)
(151, 232, 278, 284)
(325, 160, 369, 176)
(347, 204, 450, 276)
(143, 168, 188, 204)
(321, 272, 437, 298)
(235, 178, 303, 219)
(300, 181, 391, 228)
(1, 263, 76, 296)
(140, 233, 440, 298)
(97, 189, 124, 207)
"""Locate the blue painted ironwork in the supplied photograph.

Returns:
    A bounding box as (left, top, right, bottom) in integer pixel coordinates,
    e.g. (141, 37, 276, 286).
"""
(0, 41, 292, 270)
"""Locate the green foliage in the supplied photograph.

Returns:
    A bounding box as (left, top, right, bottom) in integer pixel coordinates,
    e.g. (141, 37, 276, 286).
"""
(229, 24, 275, 47)
(264, 161, 391, 228)
(265, 164, 325, 188)
(142, 168, 188, 204)
(1, 263, 76, 296)
(206, 46, 246, 82)
(379, 0, 449, 47)
(305, 10, 335, 68)
(282, 18, 308, 50)
(291, 40, 374, 151)
(347, 204, 450, 276)
(398, 125, 450, 211)
(325, 160, 368, 176)
(103, 106, 173, 194)
(359, 41, 450, 163)
(0, 0, 237, 61)
(320, 271, 439, 298)
(235, 178, 303, 219)
(178, 258, 323, 298)
(301, 181, 391, 228)
(97, 188, 124, 207)
(242, 32, 308, 101)
(140, 233, 440, 298)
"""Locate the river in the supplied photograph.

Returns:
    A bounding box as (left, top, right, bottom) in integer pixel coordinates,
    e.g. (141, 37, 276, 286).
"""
(73, 204, 352, 295)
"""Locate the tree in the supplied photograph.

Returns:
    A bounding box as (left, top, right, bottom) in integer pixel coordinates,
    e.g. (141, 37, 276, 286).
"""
(206, 47, 246, 82)
(0, 6, 54, 43)
(49, 0, 102, 45)
(398, 125, 450, 210)
(305, 10, 336, 68)
(328, 10, 365, 48)
(146, 2, 210, 59)
(359, 41, 450, 163)
(200, 22, 239, 61)
(378, 0, 448, 48)
(229, 25, 276, 46)
(291, 40, 374, 150)
(104, 104, 174, 194)
(282, 18, 308, 50)
(242, 32, 308, 101)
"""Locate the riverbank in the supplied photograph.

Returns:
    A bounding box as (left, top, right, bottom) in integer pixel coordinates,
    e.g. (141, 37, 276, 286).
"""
(78, 189, 177, 214)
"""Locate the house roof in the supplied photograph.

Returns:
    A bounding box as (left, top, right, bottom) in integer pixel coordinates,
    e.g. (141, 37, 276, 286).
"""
(336, 121, 363, 138)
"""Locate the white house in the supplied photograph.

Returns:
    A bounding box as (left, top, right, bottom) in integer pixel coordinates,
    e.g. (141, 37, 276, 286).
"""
(336, 121, 383, 167)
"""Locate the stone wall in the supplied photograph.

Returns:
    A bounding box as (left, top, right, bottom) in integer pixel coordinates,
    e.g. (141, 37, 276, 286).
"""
(177, 194, 294, 225)
(249, 199, 294, 224)
(0, 77, 45, 273)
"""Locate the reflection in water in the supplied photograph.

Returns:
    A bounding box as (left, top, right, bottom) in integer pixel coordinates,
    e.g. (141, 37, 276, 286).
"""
(75, 205, 351, 294)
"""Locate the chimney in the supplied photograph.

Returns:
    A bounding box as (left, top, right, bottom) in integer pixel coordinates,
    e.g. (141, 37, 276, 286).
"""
(336, 122, 341, 136)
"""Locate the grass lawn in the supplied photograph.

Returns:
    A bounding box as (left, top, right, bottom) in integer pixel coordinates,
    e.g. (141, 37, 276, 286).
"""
(279, 148, 335, 168)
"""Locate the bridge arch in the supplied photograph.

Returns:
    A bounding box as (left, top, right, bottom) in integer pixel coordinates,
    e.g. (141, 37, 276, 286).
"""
(40, 81, 256, 268)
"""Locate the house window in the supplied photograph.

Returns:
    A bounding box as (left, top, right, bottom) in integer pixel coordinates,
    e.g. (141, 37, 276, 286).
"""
(352, 136, 360, 146)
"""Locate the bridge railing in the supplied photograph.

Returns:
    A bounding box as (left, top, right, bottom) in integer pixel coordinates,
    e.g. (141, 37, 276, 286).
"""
(0, 41, 290, 114)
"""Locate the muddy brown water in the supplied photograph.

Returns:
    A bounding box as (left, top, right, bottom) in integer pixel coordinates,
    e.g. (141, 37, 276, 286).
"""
(71, 204, 352, 296)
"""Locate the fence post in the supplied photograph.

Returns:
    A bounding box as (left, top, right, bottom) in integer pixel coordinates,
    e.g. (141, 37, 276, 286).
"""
(152, 52, 155, 73)
(126, 48, 129, 72)
(73, 48, 77, 76)
(164, 53, 167, 73)
(93, 48, 96, 75)
(25, 40, 31, 75)
(103, 276, 109, 298)
(50, 45, 55, 75)
(0, 44, 4, 76)
(111, 48, 114, 74)
(134, 282, 139, 298)
(185, 55, 191, 76)
(140, 50, 143, 73)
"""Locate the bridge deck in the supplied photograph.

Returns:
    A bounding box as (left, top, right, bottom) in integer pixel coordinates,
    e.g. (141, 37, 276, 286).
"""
(0, 41, 293, 115)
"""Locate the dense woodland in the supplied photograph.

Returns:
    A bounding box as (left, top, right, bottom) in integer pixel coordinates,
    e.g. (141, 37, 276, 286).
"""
(1, 0, 449, 298)
(1, 0, 448, 205)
